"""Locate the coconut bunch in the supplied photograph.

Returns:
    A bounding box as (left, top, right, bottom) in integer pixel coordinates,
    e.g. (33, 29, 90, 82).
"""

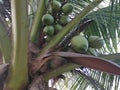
(70, 34, 104, 56)
(39, 0, 74, 70)
(42, 0, 73, 41)
(41, 0, 104, 71)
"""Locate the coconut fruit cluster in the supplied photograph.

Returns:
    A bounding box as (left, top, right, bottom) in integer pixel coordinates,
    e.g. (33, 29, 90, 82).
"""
(41, 0, 74, 69)
(70, 35, 104, 56)
(42, 0, 73, 40)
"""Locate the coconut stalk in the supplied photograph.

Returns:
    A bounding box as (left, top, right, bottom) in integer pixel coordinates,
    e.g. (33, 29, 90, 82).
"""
(4, 0, 29, 90)
(30, 0, 48, 43)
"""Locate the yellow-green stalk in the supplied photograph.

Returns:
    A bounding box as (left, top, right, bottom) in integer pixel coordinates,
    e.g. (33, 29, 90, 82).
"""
(30, 0, 48, 42)
(5, 0, 29, 90)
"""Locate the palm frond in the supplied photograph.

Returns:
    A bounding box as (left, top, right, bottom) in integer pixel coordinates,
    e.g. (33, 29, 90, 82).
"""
(89, 69, 120, 90)
(54, 68, 120, 90)
(84, 2, 120, 53)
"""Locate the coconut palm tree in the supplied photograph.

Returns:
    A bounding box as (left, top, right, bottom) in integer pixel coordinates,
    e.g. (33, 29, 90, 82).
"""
(0, 0, 120, 90)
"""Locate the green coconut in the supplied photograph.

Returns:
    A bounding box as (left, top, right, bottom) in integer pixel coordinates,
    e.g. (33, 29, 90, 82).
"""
(62, 3, 73, 15)
(43, 25, 55, 36)
(60, 15, 71, 25)
(88, 36, 104, 49)
(54, 24, 63, 32)
(51, 0, 62, 12)
(42, 14, 54, 25)
(71, 35, 88, 52)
